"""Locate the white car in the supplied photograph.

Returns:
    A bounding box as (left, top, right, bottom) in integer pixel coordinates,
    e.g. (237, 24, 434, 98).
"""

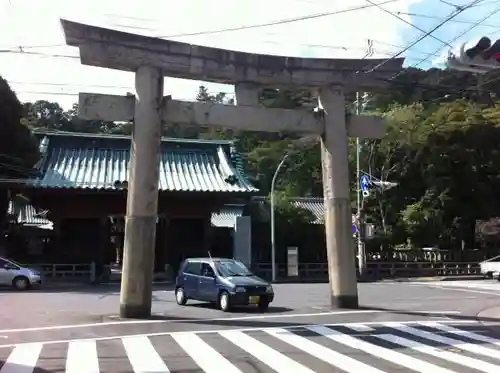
(480, 254, 500, 280)
(0, 257, 42, 290)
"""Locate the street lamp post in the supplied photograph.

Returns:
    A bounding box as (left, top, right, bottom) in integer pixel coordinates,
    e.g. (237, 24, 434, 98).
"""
(270, 153, 289, 282)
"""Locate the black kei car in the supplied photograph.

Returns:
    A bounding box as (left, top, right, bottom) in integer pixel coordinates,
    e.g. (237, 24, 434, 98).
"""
(174, 258, 274, 312)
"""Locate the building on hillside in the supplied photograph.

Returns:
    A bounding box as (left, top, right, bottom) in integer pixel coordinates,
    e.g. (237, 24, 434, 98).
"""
(12, 131, 258, 272)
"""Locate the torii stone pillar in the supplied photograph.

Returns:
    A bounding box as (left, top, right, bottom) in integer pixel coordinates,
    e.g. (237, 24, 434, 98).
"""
(319, 85, 357, 307)
(120, 66, 163, 317)
(60, 19, 404, 317)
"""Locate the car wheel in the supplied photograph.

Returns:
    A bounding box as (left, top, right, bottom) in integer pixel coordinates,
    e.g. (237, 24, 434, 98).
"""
(175, 287, 187, 305)
(258, 300, 270, 312)
(219, 291, 231, 312)
(12, 276, 30, 290)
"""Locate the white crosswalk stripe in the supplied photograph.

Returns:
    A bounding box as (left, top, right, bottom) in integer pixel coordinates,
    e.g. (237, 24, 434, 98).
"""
(122, 336, 170, 373)
(66, 340, 99, 373)
(1, 321, 500, 372)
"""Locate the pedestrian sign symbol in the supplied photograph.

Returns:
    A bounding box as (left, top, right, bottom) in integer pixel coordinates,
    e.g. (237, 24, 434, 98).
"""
(360, 175, 370, 191)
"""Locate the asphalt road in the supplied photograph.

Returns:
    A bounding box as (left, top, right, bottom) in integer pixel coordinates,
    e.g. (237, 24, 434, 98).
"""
(2, 280, 500, 372)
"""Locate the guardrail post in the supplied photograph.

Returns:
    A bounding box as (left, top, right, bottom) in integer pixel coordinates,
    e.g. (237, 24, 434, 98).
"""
(90, 261, 96, 284)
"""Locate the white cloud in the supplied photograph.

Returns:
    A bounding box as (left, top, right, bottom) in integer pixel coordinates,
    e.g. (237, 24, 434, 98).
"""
(1, 0, 423, 109)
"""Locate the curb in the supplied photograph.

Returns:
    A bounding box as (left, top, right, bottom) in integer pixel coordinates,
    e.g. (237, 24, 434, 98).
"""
(383, 275, 486, 282)
(477, 306, 500, 327)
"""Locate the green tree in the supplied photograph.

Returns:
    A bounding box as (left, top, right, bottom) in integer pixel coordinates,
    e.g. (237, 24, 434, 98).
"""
(0, 77, 39, 236)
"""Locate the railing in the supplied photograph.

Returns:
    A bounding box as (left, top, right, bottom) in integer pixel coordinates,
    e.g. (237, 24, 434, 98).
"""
(26, 261, 482, 281)
(27, 263, 91, 279)
(253, 261, 481, 280)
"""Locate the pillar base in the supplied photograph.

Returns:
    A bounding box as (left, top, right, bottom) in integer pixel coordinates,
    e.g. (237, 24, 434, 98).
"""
(330, 294, 359, 309)
(120, 303, 152, 319)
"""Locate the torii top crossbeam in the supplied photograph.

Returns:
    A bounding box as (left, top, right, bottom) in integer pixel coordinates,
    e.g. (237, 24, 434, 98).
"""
(60, 19, 404, 91)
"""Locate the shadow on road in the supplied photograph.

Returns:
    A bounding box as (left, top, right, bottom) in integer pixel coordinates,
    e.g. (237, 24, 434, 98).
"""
(186, 302, 293, 314)
(0, 283, 175, 294)
(0, 361, 52, 372)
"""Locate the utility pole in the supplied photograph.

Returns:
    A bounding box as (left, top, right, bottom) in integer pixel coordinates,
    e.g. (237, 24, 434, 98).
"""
(355, 92, 366, 277)
(355, 40, 374, 278)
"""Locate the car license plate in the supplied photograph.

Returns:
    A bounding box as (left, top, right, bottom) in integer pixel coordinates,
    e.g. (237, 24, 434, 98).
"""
(249, 296, 260, 304)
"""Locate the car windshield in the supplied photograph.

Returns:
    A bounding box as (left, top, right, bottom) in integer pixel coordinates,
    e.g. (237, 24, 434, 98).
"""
(215, 260, 252, 277)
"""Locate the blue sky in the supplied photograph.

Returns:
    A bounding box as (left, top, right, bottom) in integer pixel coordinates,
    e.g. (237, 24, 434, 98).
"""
(0, 0, 498, 109)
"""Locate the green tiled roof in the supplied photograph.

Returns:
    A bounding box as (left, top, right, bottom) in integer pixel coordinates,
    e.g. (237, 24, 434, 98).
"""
(30, 132, 258, 193)
(253, 196, 325, 224)
(211, 205, 245, 228)
(8, 201, 51, 226)
(252, 196, 357, 225)
(11, 200, 242, 229)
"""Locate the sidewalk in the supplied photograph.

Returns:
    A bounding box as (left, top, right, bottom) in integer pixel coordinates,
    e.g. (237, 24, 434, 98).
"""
(272, 274, 486, 284)
(42, 280, 174, 289)
(478, 306, 500, 325)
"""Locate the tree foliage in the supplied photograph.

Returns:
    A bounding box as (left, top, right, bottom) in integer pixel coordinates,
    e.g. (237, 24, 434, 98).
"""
(0, 77, 39, 238)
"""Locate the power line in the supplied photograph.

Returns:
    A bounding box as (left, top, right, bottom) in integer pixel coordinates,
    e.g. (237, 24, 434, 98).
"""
(140, 0, 406, 39)
(15, 91, 80, 96)
(0, 49, 78, 59)
(396, 11, 498, 28)
(439, 0, 463, 9)
(365, 0, 484, 73)
(9, 81, 133, 90)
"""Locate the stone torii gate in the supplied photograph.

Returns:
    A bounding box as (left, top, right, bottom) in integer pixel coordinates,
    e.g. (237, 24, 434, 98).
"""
(60, 19, 404, 318)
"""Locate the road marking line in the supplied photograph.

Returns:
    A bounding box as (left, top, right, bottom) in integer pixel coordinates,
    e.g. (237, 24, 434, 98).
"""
(66, 340, 99, 373)
(388, 323, 500, 360)
(0, 343, 43, 373)
(0, 310, 382, 334)
(172, 333, 243, 373)
(122, 336, 171, 373)
(422, 322, 500, 345)
(220, 330, 315, 373)
(307, 324, 457, 373)
(377, 333, 499, 373)
(0, 320, 478, 349)
(265, 328, 387, 373)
